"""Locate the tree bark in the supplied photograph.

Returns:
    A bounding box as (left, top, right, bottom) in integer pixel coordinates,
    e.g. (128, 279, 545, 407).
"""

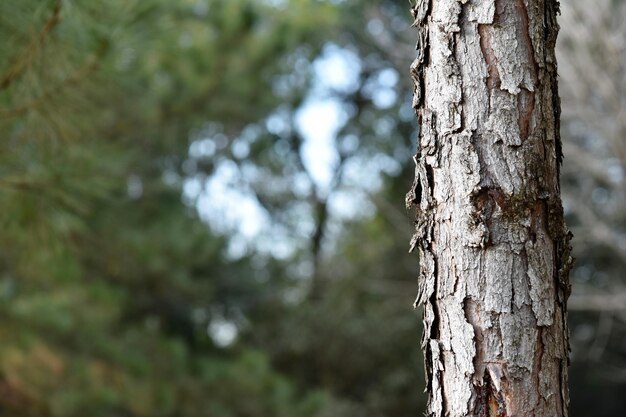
(406, 1, 573, 416)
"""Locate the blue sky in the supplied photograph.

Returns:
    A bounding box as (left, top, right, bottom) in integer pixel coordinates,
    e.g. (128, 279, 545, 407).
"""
(183, 43, 405, 260)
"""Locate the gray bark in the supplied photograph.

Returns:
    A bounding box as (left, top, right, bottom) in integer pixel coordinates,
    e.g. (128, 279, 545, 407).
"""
(406, 0, 573, 416)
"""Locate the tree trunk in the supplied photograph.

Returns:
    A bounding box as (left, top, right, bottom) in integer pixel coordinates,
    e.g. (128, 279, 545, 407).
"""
(406, 0, 573, 416)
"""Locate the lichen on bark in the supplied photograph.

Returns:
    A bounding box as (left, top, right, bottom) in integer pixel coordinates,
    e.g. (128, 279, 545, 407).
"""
(407, 0, 572, 415)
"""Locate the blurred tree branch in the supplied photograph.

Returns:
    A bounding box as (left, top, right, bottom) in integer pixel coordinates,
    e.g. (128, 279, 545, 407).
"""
(0, 0, 62, 91)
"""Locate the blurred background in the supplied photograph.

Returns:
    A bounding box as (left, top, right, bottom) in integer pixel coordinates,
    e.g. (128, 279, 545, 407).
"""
(0, 0, 624, 416)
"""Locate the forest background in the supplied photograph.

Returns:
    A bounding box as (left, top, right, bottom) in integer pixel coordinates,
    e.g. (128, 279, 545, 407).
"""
(0, 0, 624, 416)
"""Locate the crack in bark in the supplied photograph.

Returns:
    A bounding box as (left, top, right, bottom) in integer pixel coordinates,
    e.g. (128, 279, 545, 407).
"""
(514, 0, 538, 143)
(475, 371, 509, 417)
(478, 0, 502, 110)
(532, 326, 545, 413)
(529, 199, 547, 243)
(517, 88, 535, 142)
(478, 24, 500, 112)
(464, 298, 486, 384)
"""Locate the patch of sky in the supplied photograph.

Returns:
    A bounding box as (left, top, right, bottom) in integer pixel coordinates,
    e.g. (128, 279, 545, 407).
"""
(189, 138, 216, 159)
(399, 100, 415, 122)
(367, 18, 384, 37)
(188, 159, 271, 257)
(192, 0, 208, 17)
(607, 158, 624, 185)
(342, 154, 401, 193)
(364, 67, 399, 109)
(185, 42, 408, 259)
(208, 317, 238, 348)
(261, 0, 287, 9)
(266, 106, 291, 136)
(312, 43, 361, 95)
(329, 188, 375, 220)
(295, 43, 361, 195)
(295, 99, 346, 194)
(272, 47, 311, 98)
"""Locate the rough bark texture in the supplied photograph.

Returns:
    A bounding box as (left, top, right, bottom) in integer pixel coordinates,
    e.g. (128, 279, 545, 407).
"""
(406, 0, 573, 416)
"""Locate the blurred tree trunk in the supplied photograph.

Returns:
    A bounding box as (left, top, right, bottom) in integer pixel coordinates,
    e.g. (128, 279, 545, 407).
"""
(406, 0, 573, 415)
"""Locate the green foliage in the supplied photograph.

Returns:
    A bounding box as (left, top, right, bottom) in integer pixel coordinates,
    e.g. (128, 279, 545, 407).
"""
(0, 1, 348, 416)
